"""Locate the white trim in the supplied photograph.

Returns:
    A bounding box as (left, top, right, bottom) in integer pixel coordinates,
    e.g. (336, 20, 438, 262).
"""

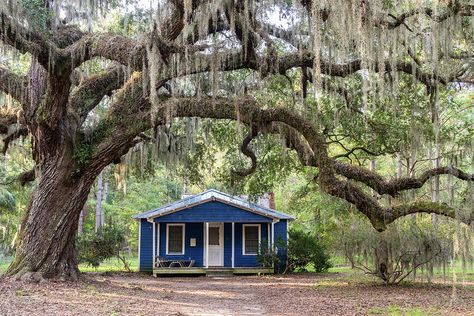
(231, 222, 235, 268)
(138, 220, 141, 271)
(203, 223, 206, 266)
(242, 224, 261, 255)
(152, 222, 156, 268)
(205, 222, 209, 268)
(267, 223, 270, 250)
(166, 223, 185, 255)
(271, 222, 275, 249)
(157, 222, 160, 256)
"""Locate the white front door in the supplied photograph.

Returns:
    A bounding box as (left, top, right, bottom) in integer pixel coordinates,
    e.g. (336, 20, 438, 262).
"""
(207, 223, 224, 266)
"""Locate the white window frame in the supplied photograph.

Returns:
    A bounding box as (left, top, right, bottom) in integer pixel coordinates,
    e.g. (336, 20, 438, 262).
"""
(242, 224, 260, 255)
(166, 223, 185, 255)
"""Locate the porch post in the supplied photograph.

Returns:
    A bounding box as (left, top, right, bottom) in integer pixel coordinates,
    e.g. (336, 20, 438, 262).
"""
(231, 222, 235, 268)
(205, 222, 209, 268)
(152, 221, 156, 268)
(157, 222, 160, 256)
(271, 221, 275, 250)
(267, 223, 270, 250)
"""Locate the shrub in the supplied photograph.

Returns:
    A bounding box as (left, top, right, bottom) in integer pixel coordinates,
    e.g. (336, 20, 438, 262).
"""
(287, 228, 332, 273)
(335, 214, 462, 284)
(256, 238, 285, 268)
(76, 225, 130, 271)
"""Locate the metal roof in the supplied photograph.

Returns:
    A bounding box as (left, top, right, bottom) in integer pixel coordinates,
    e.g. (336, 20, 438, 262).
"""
(133, 189, 294, 220)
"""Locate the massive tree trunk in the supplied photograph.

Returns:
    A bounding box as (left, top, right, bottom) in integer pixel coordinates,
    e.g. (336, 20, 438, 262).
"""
(5, 148, 98, 280)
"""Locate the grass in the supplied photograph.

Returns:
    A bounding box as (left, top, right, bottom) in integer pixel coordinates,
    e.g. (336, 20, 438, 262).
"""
(368, 305, 436, 315)
(78, 256, 139, 273)
(2, 255, 474, 283)
(0, 257, 11, 274)
(0, 256, 139, 275)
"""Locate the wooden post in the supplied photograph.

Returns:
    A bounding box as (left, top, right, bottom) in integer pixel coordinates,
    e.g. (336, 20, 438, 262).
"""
(157, 222, 160, 256)
(267, 223, 270, 250)
(232, 222, 235, 268)
(205, 222, 209, 268)
(271, 222, 275, 249)
(152, 222, 156, 269)
(138, 220, 141, 271)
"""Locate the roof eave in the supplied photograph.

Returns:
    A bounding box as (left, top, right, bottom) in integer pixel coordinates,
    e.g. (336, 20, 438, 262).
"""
(144, 197, 282, 221)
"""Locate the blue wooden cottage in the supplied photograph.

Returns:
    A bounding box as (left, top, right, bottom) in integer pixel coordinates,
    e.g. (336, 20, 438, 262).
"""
(133, 189, 294, 276)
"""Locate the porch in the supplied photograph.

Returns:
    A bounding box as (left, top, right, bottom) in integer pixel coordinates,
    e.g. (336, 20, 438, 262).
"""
(153, 266, 274, 276)
(150, 220, 277, 270)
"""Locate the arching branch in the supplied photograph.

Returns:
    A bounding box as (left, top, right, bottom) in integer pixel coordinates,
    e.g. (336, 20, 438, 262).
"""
(69, 66, 126, 123)
(0, 11, 59, 68)
(232, 124, 259, 177)
(334, 162, 474, 198)
(92, 75, 474, 231)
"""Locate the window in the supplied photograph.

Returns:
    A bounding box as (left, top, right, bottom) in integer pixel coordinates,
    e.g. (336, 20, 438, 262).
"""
(167, 224, 185, 255)
(243, 224, 260, 255)
(209, 227, 220, 245)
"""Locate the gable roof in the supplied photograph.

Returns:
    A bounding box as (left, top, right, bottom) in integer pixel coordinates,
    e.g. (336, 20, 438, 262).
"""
(133, 189, 294, 221)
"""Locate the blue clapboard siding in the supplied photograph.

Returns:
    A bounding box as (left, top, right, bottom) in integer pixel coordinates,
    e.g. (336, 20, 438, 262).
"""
(224, 223, 232, 267)
(153, 201, 272, 223)
(158, 222, 204, 267)
(139, 219, 153, 272)
(274, 220, 288, 272)
(233, 223, 269, 267)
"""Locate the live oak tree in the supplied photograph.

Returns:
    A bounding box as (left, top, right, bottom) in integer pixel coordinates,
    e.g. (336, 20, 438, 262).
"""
(0, 0, 473, 279)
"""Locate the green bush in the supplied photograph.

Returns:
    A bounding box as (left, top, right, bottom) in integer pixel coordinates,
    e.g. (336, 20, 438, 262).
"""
(76, 225, 130, 270)
(287, 228, 331, 273)
(256, 238, 285, 268)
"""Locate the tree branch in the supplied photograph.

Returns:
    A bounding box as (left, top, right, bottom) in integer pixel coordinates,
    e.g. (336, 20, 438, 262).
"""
(0, 110, 21, 134)
(69, 66, 126, 123)
(18, 168, 35, 186)
(89, 74, 474, 231)
(381, 4, 474, 29)
(0, 65, 29, 104)
(2, 125, 28, 154)
(232, 124, 259, 177)
(334, 162, 474, 197)
(0, 11, 59, 68)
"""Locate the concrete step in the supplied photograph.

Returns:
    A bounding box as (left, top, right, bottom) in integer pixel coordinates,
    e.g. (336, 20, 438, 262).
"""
(206, 269, 234, 277)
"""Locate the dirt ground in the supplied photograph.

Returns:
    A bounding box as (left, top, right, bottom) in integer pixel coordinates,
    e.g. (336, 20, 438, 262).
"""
(1, 272, 473, 315)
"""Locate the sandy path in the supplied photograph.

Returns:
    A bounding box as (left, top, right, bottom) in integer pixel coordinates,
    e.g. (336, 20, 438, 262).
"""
(1, 273, 473, 315)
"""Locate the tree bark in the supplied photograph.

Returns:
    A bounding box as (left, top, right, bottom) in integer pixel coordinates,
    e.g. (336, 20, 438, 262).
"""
(5, 145, 98, 280)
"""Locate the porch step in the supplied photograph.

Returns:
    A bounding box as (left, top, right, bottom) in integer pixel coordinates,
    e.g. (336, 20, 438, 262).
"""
(206, 268, 234, 277)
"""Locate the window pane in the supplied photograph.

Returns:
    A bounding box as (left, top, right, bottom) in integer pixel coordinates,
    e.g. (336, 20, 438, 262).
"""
(244, 226, 259, 254)
(168, 226, 183, 253)
(245, 226, 258, 239)
(209, 227, 220, 245)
